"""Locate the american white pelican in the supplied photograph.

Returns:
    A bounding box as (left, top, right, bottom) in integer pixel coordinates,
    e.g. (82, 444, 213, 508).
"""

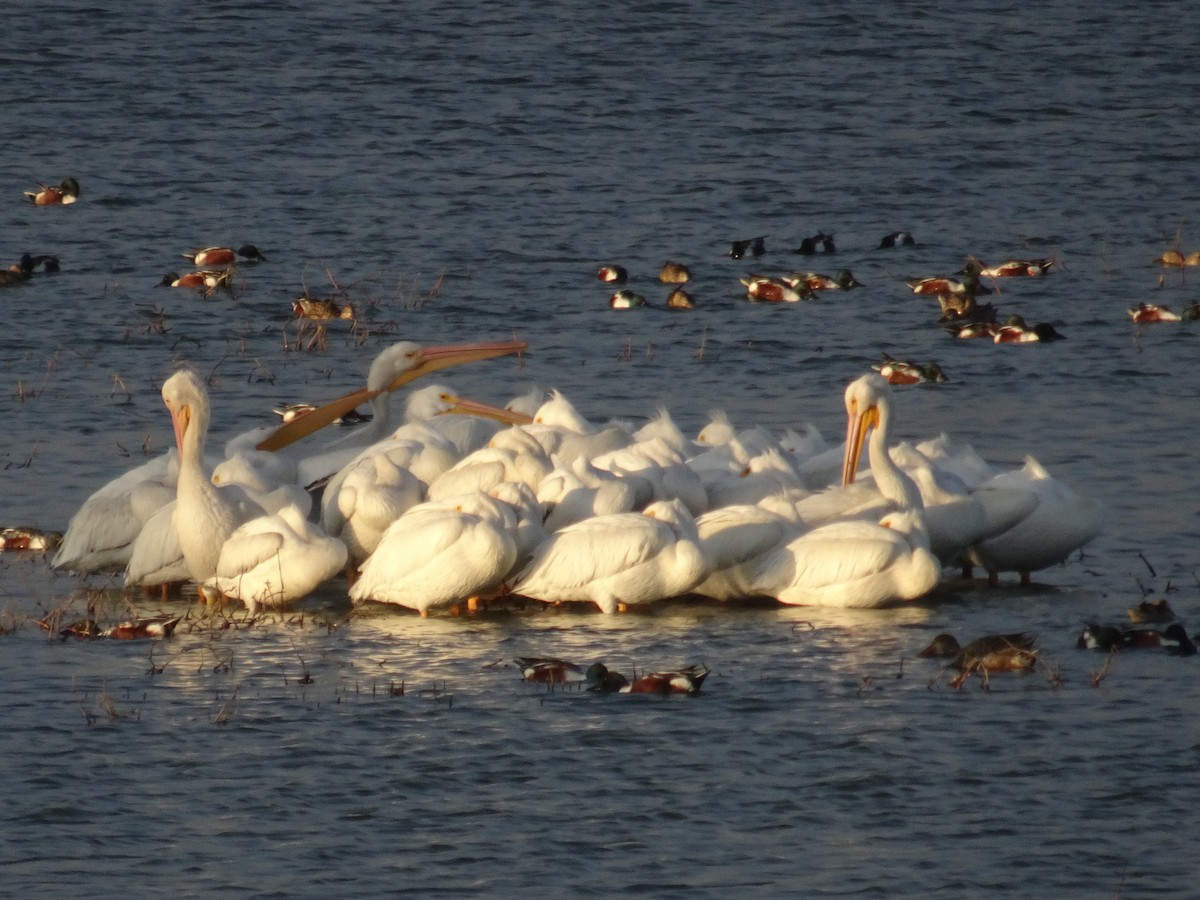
(747, 507, 939, 607)
(123, 500, 189, 592)
(349, 491, 518, 615)
(488, 481, 547, 569)
(52, 450, 180, 573)
(537, 454, 639, 532)
(745, 375, 940, 607)
(522, 389, 632, 462)
(691, 500, 797, 601)
(592, 433, 708, 516)
(205, 503, 348, 611)
(965, 456, 1103, 584)
(126, 453, 312, 593)
(163, 370, 268, 581)
(425, 425, 552, 503)
(793, 376, 1035, 568)
(255, 338, 528, 458)
(323, 453, 425, 567)
(509, 498, 707, 614)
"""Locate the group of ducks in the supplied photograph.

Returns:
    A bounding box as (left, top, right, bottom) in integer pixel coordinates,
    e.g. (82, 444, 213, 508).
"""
(49, 338, 1103, 621)
(600, 261, 696, 309)
(514, 657, 709, 694)
(158, 244, 267, 299)
(910, 256, 1068, 344)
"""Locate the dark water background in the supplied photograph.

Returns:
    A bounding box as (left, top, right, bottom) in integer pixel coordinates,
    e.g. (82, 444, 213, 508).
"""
(2, 1, 1199, 895)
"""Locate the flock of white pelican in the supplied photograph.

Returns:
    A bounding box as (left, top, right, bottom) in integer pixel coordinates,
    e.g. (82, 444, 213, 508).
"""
(52, 339, 1103, 615)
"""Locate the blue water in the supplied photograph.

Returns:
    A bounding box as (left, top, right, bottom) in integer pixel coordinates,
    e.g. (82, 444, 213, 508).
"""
(2, 0, 1199, 896)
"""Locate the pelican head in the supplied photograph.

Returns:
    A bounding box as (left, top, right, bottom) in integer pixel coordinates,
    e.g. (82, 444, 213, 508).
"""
(842, 373, 891, 487)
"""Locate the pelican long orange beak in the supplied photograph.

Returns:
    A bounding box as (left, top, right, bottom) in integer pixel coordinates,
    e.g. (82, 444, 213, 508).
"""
(169, 403, 191, 456)
(438, 395, 534, 426)
(253, 339, 528, 452)
(255, 387, 378, 451)
(841, 402, 879, 486)
(382, 339, 529, 393)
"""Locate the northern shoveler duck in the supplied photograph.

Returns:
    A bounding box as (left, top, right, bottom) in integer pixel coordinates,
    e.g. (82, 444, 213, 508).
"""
(1077, 624, 1126, 651)
(610, 289, 646, 309)
(293, 297, 355, 320)
(879, 231, 916, 248)
(273, 402, 371, 427)
(24, 177, 79, 205)
(160, 269, 233, 298)
(1118, 623, 1196, 655)
(19, 252, 60, 273)
(938, 295, 998, 330)
(659, 260, 691, 284)
(950, 320, 999, 339)
(729, 236, 767, 260)
(514, 657, 590, 684)
(1186, 251, 1200, 267)
(1156, 249, 1186, 267)
(101, 614, 183, 640)
(907, 274, 986, 296)
(1128, 598, 1175, 624)
(872, 354, 947, 385)
(793, 232, 836, 255)
(585, 663, 630, 692)
(1128, 302, 1182, 323)
(1080, 622, 1197, 656)
(993, 315, 1065, 343)
(514, 657, 629, 690)
(0, 265, 32, 287)
(919, 632, 1038, 672)
(596, 264, 628, 283)
(0, 526, 62, 552)
(786, 269, 861, 291)
(961, 256, 1056, 278)
(620, 664, 709, 694)
(741, 275, 809, 303)
(183, 244, 267, 266)
(666, 287, 695, 309)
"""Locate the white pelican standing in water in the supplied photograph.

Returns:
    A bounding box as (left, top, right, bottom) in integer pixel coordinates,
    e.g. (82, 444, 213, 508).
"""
(746, 375, 940, 607)
(349, 491, 518, 616)
(52, 450, 181, 573)
(965, 456, 1103, 584)
(206, 503, 348, 611)
(163, 370, 269, 581)
(509, 498, 708, 614)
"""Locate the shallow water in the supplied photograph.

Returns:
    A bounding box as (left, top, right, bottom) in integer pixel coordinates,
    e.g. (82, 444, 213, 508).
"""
(2, 0, 1199, 895)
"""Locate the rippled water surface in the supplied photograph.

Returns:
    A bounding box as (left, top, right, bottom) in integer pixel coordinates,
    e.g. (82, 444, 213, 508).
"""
(3, 0, 1200, 896)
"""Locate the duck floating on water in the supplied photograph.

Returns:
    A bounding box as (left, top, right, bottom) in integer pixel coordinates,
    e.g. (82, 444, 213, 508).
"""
(872, 354, 947, 385)
(919, 632, 1038, 672)
(961, 256, 1056, 278)
(609, 289, 646, 309)
(1128, 598, 1175, 624)
(666, 287, 695, 309)
(879, 231, 916, 249)
(729, 236, 767, 259)
(293, 297, 355, 320)
(183, 244, 267, 266)
(658, 260, 692, 284)
(24, 177, 79, 205)
(1128, 301, 1200, 323)
(992, 315, 1066, 343)
(794, 232, 835, 255)
(787, 269, 861, 291)
(620, 664, 709, 694)
(741, 275, 809, 303)
(596, 264, 628, 283)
